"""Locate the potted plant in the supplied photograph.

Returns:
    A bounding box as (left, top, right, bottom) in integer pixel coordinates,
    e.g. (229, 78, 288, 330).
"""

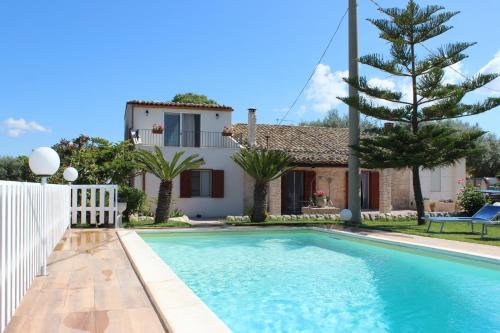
(152, 124, 164, 134)
(314, 191, 327, 208)
(222, 126, 232, 136)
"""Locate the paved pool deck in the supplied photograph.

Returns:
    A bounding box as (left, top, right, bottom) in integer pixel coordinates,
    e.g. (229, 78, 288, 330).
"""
(4, 225, 499, 333)
(4, 229, 166, 333)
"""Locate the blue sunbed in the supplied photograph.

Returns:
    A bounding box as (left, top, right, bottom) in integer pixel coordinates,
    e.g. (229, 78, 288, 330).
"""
(426, 204, 500, 238)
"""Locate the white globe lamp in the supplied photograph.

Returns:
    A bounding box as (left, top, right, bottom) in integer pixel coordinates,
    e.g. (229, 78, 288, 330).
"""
(340, 209, 352, 222)
(63, 167, 78, 183)
(29, 147, 60, 181)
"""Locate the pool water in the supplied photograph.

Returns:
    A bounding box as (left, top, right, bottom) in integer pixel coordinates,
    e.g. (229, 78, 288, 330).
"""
(141, 230, 500, 333)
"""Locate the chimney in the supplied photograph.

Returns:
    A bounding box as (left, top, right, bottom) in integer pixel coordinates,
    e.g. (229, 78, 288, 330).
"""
(248, 107, 257, 147)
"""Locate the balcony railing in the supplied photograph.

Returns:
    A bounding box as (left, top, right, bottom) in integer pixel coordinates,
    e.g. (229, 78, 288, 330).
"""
(130, 129, 243, 149)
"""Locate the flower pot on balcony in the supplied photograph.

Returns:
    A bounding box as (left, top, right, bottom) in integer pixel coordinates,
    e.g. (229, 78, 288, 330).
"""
(222, 132, 232, 137)
(152, 129, 163, 134)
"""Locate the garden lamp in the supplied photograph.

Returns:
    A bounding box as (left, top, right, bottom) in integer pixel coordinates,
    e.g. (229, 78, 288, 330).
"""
(63, 166, 78, 184)
(29, 147, 60, 276)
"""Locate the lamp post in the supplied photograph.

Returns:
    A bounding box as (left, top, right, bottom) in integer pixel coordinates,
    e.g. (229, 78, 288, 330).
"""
(29, 147, 60, 276)
(63, 167, 78, 230)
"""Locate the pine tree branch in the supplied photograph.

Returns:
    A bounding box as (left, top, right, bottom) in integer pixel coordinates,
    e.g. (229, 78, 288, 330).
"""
(359, 54, 410, 77)
(413, 11, 459, 43)
(343, 77, 412, 105)
(421, 98, 500, 122)
(418, 73, 500, 106)
(338, 96, 412, 122)
(416, 42, 475, 75)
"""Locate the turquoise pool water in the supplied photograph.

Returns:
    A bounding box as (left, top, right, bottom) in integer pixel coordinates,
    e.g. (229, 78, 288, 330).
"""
(141, 230, 500, 333)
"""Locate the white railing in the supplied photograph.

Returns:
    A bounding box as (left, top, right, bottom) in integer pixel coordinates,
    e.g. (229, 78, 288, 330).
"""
(0, 181, 70, 332)
(70, 185, 118, 227)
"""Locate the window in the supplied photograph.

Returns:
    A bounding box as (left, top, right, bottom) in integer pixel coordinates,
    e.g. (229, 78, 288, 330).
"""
(164, 113, 180, 146)
(191, 170, 212, 197)
(431, 168, 441, 192)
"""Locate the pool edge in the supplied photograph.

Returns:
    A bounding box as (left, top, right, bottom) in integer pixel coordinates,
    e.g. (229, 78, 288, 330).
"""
(117, 230, 233, 333)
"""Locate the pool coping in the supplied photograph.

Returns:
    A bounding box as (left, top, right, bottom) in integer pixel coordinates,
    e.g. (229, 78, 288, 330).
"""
(117, 230, 232, 333)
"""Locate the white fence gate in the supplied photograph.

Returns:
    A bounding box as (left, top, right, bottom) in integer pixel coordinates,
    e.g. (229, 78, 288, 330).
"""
(70, 185, 118, 227)
(0, 181, 70, 332)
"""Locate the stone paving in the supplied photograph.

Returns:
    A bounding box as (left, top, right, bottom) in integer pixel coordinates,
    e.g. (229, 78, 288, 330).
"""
(4, 229, 166, 333)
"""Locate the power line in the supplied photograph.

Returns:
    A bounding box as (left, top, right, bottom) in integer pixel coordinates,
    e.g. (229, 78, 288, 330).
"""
(277, 7, 349, 125)
(420, 43, 500, 94)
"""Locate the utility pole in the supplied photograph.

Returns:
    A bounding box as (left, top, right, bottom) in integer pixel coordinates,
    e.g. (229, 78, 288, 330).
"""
(348, 0, 361, 223)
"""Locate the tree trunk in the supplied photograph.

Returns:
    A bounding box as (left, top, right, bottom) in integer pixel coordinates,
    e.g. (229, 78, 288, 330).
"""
(408, 41, 425, 225)
(412, 166, 425, 225)
(155, 180, 173, 224)
(252, 182, 268, 222)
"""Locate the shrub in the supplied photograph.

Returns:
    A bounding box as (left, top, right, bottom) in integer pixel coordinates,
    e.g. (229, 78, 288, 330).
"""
(457, 186, 489, 216)
(169, 208, 184, 218)
(118, 185, 146, 218)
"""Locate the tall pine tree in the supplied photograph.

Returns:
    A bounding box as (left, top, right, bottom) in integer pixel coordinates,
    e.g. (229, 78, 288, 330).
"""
(339, 0, 500, 224)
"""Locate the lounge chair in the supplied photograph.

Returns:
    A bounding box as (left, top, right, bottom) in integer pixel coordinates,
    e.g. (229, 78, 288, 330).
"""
(426, 204, 500, 238)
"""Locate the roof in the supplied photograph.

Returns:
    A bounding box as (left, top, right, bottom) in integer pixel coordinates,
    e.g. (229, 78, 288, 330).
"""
(126, 100, 233, 111)
(232, 124, 349, 166)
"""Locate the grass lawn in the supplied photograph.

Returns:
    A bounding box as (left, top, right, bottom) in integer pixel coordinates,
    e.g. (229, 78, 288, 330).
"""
(225, 219, 500, 246)
(123, 218, 191, 229)
(225, 220, 341, 227)
(360, 219, 500, 247)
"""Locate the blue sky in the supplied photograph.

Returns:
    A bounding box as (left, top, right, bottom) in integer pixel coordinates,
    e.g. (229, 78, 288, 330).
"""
(1, 0, 499, 156)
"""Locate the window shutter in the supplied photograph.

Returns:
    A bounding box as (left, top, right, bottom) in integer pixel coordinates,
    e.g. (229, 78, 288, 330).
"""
(212, 170, 224, 198)
(345, 171, 349, 208)
(369, 171, 380, 210)
(303, 171, 316, 201)
(180, 171, 192, 198)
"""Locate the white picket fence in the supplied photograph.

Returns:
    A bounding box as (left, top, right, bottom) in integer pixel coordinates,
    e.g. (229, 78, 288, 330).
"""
(70, 185, 118, 226)
(0, 181, 70, 332)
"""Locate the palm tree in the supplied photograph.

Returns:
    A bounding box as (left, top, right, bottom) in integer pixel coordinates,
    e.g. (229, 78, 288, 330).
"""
(135, 147, 204, 223)
(232, 149, 292, 222)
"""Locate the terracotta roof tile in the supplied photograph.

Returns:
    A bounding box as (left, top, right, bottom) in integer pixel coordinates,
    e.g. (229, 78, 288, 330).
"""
(232, 124, 349, 166)
(127, 100, 233, 111)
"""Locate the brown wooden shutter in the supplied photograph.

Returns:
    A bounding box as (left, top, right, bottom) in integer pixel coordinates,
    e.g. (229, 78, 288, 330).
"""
(345, 171, 349, 208)
(180, 171, 192, 198)
(369, 171, 380, 210)
(303, 171, 316, 201)
(212, 170, 224, 198)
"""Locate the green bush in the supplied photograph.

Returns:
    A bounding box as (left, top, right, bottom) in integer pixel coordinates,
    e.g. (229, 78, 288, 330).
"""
(169, 208, 185, 218)
(118, 185, 146, 218)
(457, 186, 489, 216)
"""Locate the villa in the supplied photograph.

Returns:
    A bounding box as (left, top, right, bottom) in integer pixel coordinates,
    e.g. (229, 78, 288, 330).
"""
(124, 100, 466, 218)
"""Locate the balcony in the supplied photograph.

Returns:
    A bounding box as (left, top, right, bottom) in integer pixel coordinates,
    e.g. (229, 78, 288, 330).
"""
(130, 129, 242, 149)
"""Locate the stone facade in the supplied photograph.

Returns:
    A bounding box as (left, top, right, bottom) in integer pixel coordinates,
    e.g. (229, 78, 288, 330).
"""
(268, 177, 281, 215)
(391, 168, 412, 209)
(379, 169, 392, 213)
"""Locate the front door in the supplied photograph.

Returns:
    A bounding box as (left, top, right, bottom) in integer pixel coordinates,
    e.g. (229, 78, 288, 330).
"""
(281, 171, 304, 214)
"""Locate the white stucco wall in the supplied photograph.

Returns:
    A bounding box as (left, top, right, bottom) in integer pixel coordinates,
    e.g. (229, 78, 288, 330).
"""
(418, 158, 466, 202)
(128, 104, 244, 218)
(134, 146, 244, 218)
(127, 105, 232, 134)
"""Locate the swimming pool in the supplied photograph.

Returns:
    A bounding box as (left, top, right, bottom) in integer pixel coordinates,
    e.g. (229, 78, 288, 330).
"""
(141, 229, 500, 333)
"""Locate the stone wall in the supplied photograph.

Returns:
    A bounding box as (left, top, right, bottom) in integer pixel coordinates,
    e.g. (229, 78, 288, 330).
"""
(379, 169, 392, 213)
(268, 177, 281, 215)
(309, 167, 347, 208)
(391, 168, 412, 209)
